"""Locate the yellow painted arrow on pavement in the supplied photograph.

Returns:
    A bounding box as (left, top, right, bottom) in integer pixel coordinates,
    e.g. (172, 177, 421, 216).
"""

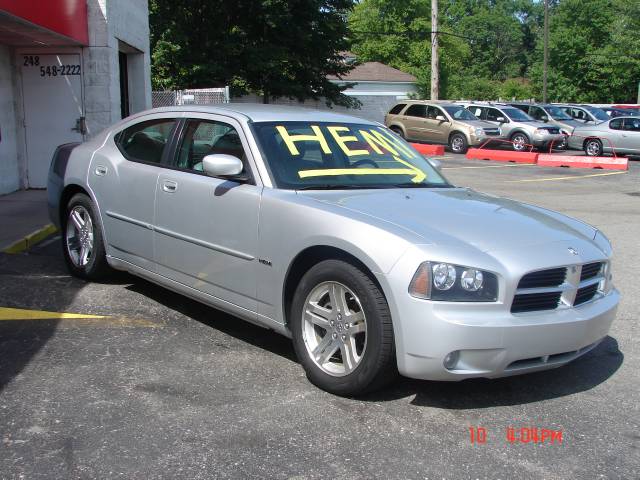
(0, 307, 107, 321)
(0, 307, 157, 327)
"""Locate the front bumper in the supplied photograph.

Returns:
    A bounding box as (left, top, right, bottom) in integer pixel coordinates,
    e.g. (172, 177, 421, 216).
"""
(469, 133, 504, 146)
(531, 133, 565, 149)
(394, 290, 618, 381)
(380, 243, 619, 381)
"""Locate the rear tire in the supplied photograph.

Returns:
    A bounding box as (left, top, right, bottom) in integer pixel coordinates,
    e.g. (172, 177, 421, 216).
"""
(290, 259, 397, 396)
(584, 138, 603, 157)
(62, 193, 111, 280)
(449, 133, 468, 154)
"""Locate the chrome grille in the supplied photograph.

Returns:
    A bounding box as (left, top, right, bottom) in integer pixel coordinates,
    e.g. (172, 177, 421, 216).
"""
(575, 283, 599, 306)
(580, 262, 602, 281)
(511, 292, 562, 313)
(541, 127, 560, 134)
(511, 263, 605, 314)
(517, 267, 566, 289)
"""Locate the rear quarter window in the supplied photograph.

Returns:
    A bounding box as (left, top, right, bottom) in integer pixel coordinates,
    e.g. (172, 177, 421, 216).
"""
(388, 104, 406, 115)
(115, 118, 176, 164)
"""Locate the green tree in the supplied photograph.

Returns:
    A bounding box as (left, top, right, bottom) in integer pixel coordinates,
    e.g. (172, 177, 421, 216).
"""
(150, 0, 358, 106)
(530, 0, 640, 102)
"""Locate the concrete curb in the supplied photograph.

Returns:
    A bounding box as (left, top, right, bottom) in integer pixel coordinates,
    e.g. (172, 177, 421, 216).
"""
(2, 224, 58, 254)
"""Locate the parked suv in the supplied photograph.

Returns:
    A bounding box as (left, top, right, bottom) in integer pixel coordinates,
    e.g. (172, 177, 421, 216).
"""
(556, 104, 610, 125)
(465, 103, 564, 151)
(509, 103, 580, 139)
(385, 101, 502, 154)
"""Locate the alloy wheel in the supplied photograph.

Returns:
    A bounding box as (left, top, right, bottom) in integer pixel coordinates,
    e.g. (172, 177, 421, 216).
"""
(66, 205, 94, 267)
(301, 281, 367, 377)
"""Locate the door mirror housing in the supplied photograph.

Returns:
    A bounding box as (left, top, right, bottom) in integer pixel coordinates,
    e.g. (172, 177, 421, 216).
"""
(496, 116, 507, 123)
(540, 115, 549, 122)
(202, 154, 244, 178)
(435, 115, 447, 122)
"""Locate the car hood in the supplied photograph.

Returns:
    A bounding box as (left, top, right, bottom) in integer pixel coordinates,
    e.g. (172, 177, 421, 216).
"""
(459, 119, 498, 129)
(301, 188, 598, 253)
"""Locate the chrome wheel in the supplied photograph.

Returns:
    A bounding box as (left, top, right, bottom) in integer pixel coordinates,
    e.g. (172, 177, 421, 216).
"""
(302, 281, 367, 377)
(586, 139, 602, 156)
(451, 136, 464, 152)
(512, 134, 527, 151)
(66, 205, 94, 267)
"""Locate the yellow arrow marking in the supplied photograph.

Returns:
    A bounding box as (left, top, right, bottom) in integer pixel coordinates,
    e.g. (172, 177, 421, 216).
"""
(0, 307, 107, 321)
(298, 156, 426, 183)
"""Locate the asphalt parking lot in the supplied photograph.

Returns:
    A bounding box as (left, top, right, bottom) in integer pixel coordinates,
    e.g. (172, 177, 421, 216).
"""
(1, 155, 638, 479)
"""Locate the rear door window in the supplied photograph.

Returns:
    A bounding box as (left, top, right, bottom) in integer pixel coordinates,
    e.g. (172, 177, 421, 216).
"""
(622, 118, 640, 132)
(405, 104, 427, 118)
(116, 118, 176, 164)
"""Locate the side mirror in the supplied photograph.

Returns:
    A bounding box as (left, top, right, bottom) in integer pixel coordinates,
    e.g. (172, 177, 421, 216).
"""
(496, 116, 507, 123)
(540, 115, 549, 122)
(435, 115, 446, 122)
(426, 157, 442, 170)
(202, 154, 244, 178)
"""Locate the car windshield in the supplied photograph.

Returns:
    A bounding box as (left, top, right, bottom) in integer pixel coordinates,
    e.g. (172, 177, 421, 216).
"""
(583, 106, 610, 122)
(545, 106, 573, 120)
(503, 107, 533, 122)
(442, 106, 477, 120)
(252, 122, 451, 190)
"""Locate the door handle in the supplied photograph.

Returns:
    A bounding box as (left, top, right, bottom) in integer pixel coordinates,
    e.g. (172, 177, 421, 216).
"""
(95, 165, 107, 176)
(162, 180, 178, 193)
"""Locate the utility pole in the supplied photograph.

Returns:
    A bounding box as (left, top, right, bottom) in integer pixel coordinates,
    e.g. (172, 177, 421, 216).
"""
(543, 0, 549, 103)
(430, 0, 439, 100)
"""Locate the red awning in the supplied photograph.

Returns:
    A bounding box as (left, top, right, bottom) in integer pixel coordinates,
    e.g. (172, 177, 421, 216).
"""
(0, 0, 88, 46)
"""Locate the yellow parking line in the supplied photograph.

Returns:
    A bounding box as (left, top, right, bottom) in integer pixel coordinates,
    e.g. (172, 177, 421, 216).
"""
(442, 164, 536, 170)
(506, 171, 627, 183)
(0, 307, 158, 327)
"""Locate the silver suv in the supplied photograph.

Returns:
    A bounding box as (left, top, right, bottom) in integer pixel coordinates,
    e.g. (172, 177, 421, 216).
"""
(465, 103, 565, 151)
(556, 104, 610, 125)
(384, 101, 502, 154)
(509, 103, 581, 137)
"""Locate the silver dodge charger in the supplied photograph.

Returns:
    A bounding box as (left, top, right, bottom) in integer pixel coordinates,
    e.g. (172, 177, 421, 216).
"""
(47, 104, 619, 396)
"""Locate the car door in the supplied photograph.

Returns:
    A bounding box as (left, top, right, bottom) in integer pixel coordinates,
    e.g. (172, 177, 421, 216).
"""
(402, 104, 429, 141)
(154, 115, 261, 314)
(621, 118, 640, 153)
(423, 106, 449, 144)
(89, 116, 178, 272)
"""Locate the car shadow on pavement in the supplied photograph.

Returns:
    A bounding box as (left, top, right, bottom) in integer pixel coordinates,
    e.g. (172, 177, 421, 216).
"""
(363, 336, 623, 408)
(125, 279, 298, 363)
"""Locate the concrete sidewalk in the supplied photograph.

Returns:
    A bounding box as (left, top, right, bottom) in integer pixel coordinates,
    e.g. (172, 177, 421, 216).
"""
(0, 189, 55, 252)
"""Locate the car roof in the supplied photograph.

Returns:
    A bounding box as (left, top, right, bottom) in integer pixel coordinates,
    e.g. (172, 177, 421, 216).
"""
(401, 100, 462, 106)
(133, 104, 378, 125)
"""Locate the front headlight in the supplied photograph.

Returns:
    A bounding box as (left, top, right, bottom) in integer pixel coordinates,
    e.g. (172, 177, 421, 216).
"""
(409, 261, 499, 301)
(534, 128, 546, 135)
(474, 127, 484, 136)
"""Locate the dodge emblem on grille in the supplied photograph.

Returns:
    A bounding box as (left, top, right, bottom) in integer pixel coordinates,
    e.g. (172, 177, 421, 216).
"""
(568, 247, 579, 255)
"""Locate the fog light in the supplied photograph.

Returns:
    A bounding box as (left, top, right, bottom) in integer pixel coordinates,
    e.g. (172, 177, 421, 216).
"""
(443, 350, 460, 370)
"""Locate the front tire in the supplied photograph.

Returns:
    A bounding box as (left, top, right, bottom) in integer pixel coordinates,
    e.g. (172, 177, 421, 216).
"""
(390, 126, 404, 139)
(290, 259, 397, 396)
(584, 138, 603, 157)
(511, 132, 530, 152)
(62, 193, 111, 280)
(449, 133, 468, 154)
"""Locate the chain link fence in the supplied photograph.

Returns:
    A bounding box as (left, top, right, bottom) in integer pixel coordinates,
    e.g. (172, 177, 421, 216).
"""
(152, 87, 230, 108)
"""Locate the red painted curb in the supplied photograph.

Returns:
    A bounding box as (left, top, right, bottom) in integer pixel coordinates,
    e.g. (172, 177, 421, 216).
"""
(465, 149, 538, 164)
(537, 154, 628, 171)
(410, 143, 445, 156)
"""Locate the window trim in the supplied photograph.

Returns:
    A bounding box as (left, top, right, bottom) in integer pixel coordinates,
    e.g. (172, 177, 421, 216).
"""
(114, 117, 179, 166)
(164, 117, 256, 185)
